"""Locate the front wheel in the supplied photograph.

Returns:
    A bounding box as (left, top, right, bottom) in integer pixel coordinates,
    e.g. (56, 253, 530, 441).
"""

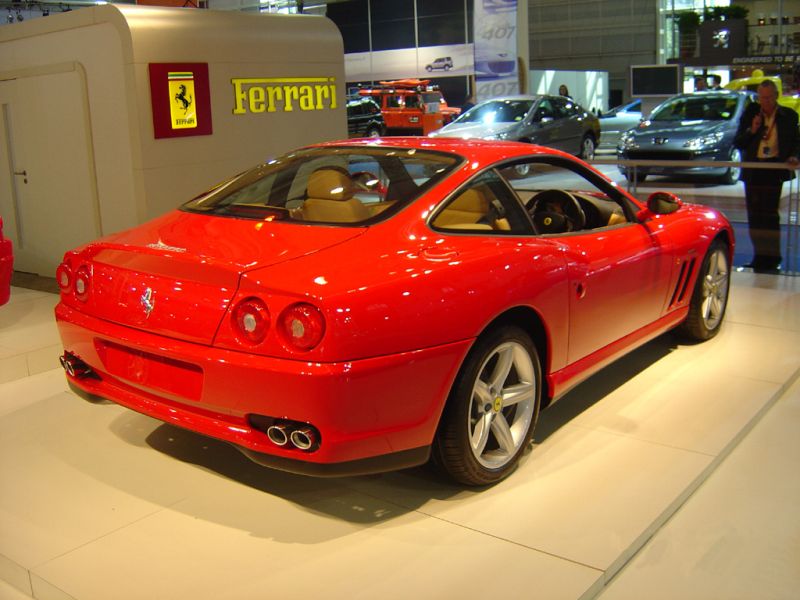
(720, 147, 742, 185)
(433, 326, 541, 486)
(678, 239, 731, 341)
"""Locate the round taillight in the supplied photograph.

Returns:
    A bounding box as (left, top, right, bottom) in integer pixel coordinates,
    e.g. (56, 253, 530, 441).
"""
(278, 303, 325, 351)
(232, 298, 270, 344)
(56, 263, 72, 293)
(74, 266, 91, 301)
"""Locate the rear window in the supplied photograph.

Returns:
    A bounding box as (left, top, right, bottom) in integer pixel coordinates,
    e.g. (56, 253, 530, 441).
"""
(182, 146, 461, 225)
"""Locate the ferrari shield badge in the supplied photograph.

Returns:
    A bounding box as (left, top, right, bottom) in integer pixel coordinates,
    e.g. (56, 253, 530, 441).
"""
(141, 288, 156, 319)
(168, 71, 197, 130)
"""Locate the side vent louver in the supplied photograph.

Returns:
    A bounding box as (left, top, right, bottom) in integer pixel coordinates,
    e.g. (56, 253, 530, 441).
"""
(669, 258, 697, 308)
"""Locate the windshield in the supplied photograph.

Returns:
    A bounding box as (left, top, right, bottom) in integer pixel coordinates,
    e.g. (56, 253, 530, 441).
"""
(604, 99, 641, 117)
(455, 99, 534, 124)
(650, 95, 739, 121)
(421, 92, 444, 104)
(182, 146, 461, 225)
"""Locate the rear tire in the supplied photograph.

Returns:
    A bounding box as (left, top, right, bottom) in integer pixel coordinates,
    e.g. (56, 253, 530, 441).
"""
(433, 326, 541, 486)
(678, 238, 730, 341)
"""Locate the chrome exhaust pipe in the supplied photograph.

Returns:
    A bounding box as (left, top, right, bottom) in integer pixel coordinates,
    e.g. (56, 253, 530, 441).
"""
(289, 426, 317, 451)
(60, 354, 75, 377)
(266, 423, 290, 447)
(60, 353, 93, 379)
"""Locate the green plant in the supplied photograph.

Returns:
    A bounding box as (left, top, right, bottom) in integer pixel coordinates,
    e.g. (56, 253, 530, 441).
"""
(703, 5, 749, 22)
(678, 10, 701, 33)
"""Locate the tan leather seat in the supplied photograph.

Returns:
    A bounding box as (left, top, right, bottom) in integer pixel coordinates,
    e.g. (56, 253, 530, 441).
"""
(607, 211, 627, 226)
(433, 187, 510, 231)
(302, 168, 371, 223)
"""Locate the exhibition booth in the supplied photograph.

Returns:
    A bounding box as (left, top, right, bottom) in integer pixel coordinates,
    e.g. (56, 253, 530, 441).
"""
(0, 5, 345, 275)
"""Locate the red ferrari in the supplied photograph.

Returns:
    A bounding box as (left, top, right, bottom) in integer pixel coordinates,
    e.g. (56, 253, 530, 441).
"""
(0, 216, 12, 306)
(55, 138, 732, 485)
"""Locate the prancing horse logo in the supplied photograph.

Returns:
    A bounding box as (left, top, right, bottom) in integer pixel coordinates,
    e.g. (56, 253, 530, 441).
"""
(141, 288, 155, 319)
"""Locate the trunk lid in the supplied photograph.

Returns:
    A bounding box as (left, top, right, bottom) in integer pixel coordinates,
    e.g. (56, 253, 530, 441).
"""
(79, 211, 364, 344)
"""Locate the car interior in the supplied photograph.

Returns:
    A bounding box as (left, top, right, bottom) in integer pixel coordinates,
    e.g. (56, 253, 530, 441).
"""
(432, 160, 630, 235)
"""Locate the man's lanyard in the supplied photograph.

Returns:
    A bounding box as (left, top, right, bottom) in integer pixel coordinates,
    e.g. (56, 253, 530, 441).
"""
(762, 110, 777, 140)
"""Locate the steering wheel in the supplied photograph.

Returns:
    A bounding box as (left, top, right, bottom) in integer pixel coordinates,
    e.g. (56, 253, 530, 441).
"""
(351, 171, 388, 196)
(528, 189, 586, 235)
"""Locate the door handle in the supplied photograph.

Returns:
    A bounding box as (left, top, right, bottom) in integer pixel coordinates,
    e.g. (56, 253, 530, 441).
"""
(14, 169, 27, 184)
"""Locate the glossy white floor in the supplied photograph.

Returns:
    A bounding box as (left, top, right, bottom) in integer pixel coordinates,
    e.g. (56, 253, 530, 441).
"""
(0, 273, 798, 600)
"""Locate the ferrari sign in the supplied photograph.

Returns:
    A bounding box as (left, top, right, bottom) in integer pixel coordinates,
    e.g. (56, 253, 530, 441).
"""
(148, 63, 213, 139)
(231, 77, 338, 115)
(168, 72, 197, 129)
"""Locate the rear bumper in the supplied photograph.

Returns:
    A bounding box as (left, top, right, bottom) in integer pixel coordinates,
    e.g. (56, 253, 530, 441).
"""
(56, 302, 470, 475)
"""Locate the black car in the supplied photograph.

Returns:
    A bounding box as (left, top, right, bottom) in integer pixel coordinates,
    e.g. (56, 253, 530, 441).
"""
(346, 97, 385, 138)
(617, 90, 755, 185)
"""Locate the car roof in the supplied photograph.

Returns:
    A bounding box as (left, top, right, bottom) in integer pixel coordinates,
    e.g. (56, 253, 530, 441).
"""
(476, 95, 544, 102)
(671, 90, 752, 99)
(312, 136, 577, 164)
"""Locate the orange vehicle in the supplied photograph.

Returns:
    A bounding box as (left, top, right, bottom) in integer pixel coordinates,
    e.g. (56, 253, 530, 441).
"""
(358, 79, 460, 135)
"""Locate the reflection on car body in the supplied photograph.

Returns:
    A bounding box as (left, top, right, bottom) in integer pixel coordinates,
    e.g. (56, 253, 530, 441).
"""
(55, 138, 733, 487)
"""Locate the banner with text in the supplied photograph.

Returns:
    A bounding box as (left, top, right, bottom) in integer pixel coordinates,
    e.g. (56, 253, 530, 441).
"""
(474, 0, 518, 100)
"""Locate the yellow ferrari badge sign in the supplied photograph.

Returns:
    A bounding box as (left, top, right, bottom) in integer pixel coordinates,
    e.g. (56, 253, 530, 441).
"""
(168, 72, 197, 129)
(149, 63, 212, 138)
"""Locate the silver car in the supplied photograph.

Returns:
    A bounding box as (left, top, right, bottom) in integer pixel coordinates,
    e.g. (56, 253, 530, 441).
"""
(617, 90, 754, 185)
(429, 95, 601, 159)
(598, 99, 642, 150)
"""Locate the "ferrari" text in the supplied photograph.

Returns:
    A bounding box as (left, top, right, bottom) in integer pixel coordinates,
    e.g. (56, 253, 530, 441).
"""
(232, 77, 338, 114)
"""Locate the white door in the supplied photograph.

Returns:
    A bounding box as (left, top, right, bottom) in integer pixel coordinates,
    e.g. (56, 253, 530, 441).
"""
(0, 70, 99, 276)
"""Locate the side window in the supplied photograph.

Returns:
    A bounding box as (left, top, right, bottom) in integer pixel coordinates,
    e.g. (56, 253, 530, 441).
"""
(551, 97, 569, 118)
(386, 95, 402, 108)
(535, 99, 555, 120)
(431, 171, 531, 234)
(561, 99, 580, 117)
(499, 159, 630, 234)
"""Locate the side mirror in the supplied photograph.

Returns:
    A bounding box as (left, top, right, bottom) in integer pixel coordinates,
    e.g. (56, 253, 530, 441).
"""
(637, 191, 683, 220)
(538, 116, 554, 125)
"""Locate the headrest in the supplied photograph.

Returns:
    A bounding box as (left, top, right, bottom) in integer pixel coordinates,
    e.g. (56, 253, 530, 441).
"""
(449, 188, 488, 213)
(307, 168, 355, 201)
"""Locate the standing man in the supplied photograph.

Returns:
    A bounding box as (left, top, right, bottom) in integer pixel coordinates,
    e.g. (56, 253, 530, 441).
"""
(694, 76, 708, 91)
(734, 80, 800, 273)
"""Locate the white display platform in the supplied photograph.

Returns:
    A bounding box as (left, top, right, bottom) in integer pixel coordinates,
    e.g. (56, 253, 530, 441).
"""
(1, 273, 798, 600)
